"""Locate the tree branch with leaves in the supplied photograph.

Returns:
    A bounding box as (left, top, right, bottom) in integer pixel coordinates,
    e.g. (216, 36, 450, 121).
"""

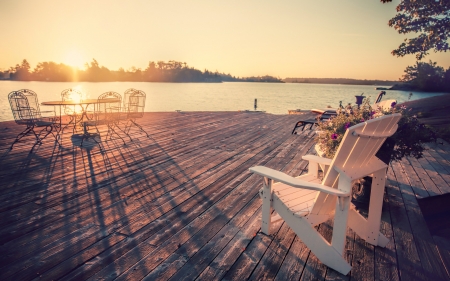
(382, 0, 450, 60)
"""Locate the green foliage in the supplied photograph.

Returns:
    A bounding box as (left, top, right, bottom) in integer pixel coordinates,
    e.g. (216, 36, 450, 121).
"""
(381, 0, 450, 60)
(417, 111, 432, 118)
(400, 60, 450, 92)
(315, 98, 436, 162)
(391, 110, 436, 161)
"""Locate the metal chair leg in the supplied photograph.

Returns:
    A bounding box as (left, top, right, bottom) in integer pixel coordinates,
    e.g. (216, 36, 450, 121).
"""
(131, 120, 150, 138)
(9, 126, 34, 150)
(107, 123, 126, 145)
(114, 122, 132, 142)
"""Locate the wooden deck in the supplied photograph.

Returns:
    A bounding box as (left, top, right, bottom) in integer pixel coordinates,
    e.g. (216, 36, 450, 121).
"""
(0, 111, 450, 281)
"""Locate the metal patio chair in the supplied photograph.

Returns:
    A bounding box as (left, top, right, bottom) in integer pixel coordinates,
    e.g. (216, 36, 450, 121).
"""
(122, 88, 149, 139)
(8, 89, 60, 151)
(80, 91, 126, 147)
(250, 113, 401, 275)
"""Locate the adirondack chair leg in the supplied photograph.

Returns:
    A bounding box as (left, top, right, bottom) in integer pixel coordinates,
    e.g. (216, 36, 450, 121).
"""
(347, 169, 389, 247)
(273, 196, 352, 275)
(366, 169, 389, 246)
(331, 196, 351, 254)
(331, 177, 352, 255)
(348, 208, 389, 247)
(261, 177, 273, 235)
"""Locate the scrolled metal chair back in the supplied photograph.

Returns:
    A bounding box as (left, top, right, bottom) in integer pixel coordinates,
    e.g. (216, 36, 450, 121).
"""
(123, 88, 146, 119)
(61, 88, 83, 115)
(61, 88, 83, 101)
(97, 91, 122, 122)
(123, 88, 138, 112)
(98, 91, 122, 103)
(8, 89, 42, 125)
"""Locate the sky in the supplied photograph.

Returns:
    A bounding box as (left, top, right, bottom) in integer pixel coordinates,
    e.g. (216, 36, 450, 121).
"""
(0, 0, 449, 81)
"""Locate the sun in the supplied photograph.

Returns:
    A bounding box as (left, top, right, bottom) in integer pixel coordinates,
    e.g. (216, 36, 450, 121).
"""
(64, 49, 86, 69)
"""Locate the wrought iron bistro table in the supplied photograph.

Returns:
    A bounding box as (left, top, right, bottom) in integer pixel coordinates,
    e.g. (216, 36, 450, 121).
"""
(41, 99, 121, 144)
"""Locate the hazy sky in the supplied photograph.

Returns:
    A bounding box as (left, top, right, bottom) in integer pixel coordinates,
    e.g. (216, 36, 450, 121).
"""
(1, 0, 449, 80)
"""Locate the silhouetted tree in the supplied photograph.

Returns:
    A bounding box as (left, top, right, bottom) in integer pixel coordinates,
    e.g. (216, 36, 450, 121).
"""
(381, 0, 450, 60)
(33, 61, 74, 81)
(10, 59, 32, 80)
(4, 59, 283, 83)
(83, 59, 113, 81)
(401, 60, 445, 91)
(443, 68, 450, 92)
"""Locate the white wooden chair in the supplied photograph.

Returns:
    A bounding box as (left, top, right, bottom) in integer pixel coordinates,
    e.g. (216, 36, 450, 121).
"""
(374, 99, 397, 111)
(250, 113, 401, 275)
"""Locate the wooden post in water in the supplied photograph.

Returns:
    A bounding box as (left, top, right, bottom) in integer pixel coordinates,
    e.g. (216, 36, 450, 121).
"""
(254, 98, 257, 111)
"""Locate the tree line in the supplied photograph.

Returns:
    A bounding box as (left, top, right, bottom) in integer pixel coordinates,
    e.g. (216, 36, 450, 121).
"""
(284, 60, 450, 93)
(283, 78, 397, 86)
(394, 60, 450, 93)
(0, 59, 283, 83)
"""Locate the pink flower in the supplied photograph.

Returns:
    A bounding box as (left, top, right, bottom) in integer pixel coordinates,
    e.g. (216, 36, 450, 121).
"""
(331, 133, 338, 140)
(360, 119, 365, 122)
(344, 122, 350, 129)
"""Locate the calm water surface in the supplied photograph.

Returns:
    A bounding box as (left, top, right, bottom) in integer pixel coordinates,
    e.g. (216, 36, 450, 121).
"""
(0, 81, 446, 122)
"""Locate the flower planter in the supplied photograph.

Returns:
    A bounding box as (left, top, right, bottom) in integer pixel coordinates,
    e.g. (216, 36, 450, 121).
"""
(315, 137, 395, 208)
(375, 137, 396, 165)
(355, 95, 365, 108)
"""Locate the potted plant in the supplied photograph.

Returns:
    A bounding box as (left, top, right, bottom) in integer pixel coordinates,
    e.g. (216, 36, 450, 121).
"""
(315, 97, 437, 204)
(315, 97, 436, 164)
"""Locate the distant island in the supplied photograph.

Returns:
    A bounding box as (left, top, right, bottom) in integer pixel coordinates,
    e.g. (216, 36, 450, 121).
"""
(286, 60, 450, 94)
(0, 59, 284, 83)
(2, 59, 448, 93)
(283, 77, 398, 86)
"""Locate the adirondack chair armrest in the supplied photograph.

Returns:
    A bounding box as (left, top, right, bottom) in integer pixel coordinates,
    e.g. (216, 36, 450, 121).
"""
(302, 155, 332, 166)
(249, 166, 350, 197)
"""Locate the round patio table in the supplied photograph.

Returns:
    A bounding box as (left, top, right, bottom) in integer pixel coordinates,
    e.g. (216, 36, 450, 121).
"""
(42, 99, 121, 145)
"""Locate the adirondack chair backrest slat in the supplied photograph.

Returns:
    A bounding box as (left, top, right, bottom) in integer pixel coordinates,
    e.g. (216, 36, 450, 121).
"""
(349, 122, 398, 172)
(344, 116, 397, 170)
(321, 113, 401, 189)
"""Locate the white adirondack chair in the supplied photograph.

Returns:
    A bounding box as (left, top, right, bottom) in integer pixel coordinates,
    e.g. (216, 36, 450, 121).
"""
(250, 113, 401, 275)
(374, 99, 397, 111)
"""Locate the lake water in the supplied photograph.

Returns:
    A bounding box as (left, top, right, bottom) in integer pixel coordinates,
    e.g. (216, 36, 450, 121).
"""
(0, 81, 446, 122)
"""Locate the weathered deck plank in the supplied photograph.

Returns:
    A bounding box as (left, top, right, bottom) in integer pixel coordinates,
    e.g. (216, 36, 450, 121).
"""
(0, 111, 449, 281)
